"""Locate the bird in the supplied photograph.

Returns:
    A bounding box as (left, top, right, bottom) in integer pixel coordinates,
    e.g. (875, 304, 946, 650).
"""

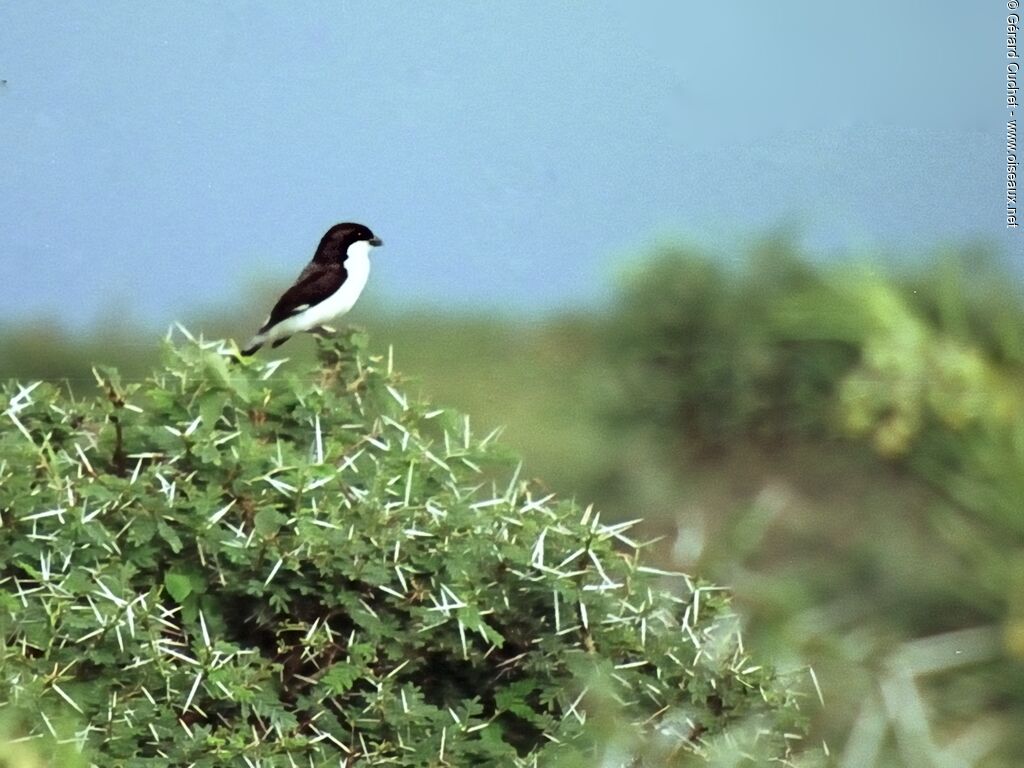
(241, 222, 383, 356)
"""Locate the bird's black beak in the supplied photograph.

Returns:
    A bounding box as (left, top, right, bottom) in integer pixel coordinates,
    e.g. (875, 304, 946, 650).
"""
(369, 237, 383, 247)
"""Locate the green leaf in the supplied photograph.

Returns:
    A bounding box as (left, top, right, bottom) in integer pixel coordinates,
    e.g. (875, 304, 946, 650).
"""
(254, 508, 286, 537)
(204, 351, 250, 402)
(164, 571, 193, 603)
(321, 664, 360, 695)
(494, 680, 541, 722)
(157, 520, 184, 553)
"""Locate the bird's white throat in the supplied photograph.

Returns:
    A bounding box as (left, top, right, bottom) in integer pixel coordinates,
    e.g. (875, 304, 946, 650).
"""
(347, 240, 373, 262)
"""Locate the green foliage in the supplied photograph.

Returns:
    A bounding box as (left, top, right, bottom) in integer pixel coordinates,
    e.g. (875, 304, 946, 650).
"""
(0, 321, 153, 388)
(0, 709, 89, 768)
(608, 238, 860, 450)
(604, 240, 1024, 765)
(0, 330, 809, 766)
(608, 238, 1024, 461)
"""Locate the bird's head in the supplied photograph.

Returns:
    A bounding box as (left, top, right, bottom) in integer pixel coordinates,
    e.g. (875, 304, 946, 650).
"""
(314, 222, 383, 262)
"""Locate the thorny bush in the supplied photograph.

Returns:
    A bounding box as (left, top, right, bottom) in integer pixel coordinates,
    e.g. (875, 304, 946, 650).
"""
(0, 330, 813, 766)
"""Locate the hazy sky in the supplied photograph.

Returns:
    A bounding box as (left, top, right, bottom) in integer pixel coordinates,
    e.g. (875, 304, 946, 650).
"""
(0, 3, 1009, 329)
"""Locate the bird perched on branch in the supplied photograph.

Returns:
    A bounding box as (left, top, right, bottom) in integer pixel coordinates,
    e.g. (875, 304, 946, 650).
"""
(241, 222, 383, 355)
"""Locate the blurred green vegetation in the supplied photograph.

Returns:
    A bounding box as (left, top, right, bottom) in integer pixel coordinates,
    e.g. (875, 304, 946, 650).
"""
(2, 235, 1023, 766)
(601, 238, 1024, 767)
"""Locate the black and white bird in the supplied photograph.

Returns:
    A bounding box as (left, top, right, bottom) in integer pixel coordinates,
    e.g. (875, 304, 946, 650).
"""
(241, 222, 383, 355)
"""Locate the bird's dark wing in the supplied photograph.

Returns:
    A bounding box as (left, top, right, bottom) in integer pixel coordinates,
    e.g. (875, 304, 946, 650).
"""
(258, 261, 347, 333)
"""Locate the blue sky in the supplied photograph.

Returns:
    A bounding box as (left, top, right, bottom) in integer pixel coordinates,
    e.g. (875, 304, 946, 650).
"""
(0, 3, 1009, 329)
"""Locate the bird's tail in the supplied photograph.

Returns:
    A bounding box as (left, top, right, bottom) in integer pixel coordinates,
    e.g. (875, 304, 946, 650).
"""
(241, 332, 294, 356)
(240, 334, 266, 356)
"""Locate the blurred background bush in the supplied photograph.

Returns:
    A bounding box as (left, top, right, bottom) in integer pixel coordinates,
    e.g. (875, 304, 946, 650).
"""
(3, 235, 1022, 766)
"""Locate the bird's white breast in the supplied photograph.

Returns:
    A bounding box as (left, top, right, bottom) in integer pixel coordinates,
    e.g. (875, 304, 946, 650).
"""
(317, 242, 370, 319)
(270, 243, 371, 337)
